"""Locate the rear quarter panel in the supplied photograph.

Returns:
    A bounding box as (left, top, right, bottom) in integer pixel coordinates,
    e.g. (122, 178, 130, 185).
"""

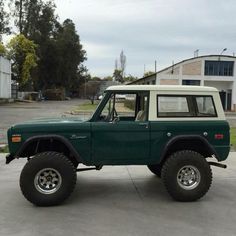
(150, 120, 230, 162)
(148, 90, 230, 163)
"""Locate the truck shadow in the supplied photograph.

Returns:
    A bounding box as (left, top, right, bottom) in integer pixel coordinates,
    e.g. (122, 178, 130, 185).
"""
(68, 175, 171, 205)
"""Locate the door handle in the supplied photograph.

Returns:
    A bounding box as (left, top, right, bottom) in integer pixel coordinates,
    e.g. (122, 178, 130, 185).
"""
(138, 123, 149, 128)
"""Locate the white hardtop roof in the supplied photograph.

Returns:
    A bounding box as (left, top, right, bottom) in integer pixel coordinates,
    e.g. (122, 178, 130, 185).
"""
(106, 85, 218, 92)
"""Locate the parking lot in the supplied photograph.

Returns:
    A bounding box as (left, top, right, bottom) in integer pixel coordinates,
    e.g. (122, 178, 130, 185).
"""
(1, 100, 236, 236)
(0, 99, 86, 144)
(0, 153, 236, 236)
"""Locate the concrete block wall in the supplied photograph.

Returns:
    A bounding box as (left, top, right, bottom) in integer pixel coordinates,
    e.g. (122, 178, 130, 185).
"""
(182, 61, 202, 75)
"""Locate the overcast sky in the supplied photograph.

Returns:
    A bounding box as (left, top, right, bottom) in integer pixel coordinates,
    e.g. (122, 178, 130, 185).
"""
(54, 0, 236, 78)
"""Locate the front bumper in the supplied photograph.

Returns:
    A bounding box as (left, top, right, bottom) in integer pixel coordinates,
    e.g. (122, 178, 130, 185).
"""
(6, 154, 15, 164)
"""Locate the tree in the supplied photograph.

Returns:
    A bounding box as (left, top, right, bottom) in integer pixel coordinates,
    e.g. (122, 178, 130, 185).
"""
(55, 19, 86, 90)
(33, 0, 58, 41)
(91, 76, 101, 81)
(0, 0, 10, 40)
(144, 71, 155, 77)
(23, 0, 44, 37)
(10, 0, 59, 90)
(113, 69, 123, 83)
(103, 76, 112, 81)
(124, 75, 137, 82)
(32, 1, 62, 90)
(0, 42, 6, 56)
(7, 34, 38, 89)
(12, 0, 44, 36)
(70, 65, 90, 97)
(12, 0, 23, 33)
(113, 50, 126, 83)
(11, 0, 87, 93)
(35, 18, 86, 90)
(81, 81, 101, 104)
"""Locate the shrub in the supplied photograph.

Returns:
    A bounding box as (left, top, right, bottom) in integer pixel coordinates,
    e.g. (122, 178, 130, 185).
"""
(44, 88, 66, 100)
(124, 99, 135, 110)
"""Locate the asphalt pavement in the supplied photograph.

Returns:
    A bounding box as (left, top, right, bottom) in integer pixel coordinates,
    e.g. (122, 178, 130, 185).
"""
(0, 152, 236, 236)
(0, 99, 87, 144)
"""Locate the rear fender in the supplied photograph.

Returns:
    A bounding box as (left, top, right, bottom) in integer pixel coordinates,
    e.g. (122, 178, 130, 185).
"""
(160, 135, 219, 163)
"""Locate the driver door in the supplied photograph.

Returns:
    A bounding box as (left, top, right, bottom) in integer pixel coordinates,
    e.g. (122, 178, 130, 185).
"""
(91, 92, 150, 165)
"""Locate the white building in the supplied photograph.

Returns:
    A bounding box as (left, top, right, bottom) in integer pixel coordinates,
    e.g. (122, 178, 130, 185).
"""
(0, 56, 11, 99)
(130, 55, 236, 111)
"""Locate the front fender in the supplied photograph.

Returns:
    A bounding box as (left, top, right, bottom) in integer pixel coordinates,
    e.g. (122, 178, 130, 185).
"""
(7, 134, 84, 164)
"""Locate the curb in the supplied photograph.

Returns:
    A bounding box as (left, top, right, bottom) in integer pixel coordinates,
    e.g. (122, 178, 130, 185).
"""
(225, 112, 236, 117)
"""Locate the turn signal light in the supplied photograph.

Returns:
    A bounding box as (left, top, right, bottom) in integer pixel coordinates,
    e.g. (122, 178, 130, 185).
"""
(12, 135, 21, 143)
(215, 134, 224, 140)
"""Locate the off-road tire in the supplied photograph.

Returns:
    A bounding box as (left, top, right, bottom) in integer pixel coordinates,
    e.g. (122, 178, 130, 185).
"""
(162, 150, 212, 202)
(147, 164, 162, 178)
(20, 152, 77, 206)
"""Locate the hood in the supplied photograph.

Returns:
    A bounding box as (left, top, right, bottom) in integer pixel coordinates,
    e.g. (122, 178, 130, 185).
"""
(10, 116, 89, 134)
(18, 116, 85, 125)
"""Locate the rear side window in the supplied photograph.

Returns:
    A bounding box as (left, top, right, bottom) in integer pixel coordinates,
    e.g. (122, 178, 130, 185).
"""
(157, 95, 217, 117)
(195, 96, 217, 117)
(157, 96, 192, 117)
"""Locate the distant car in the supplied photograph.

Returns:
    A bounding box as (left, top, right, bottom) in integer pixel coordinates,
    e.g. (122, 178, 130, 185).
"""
(115, 94, 126, 99)
(6, 85, 230, 206)
(99, 94, 126, 100)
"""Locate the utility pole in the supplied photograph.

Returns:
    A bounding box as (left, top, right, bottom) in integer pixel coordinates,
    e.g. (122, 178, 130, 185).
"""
(194, 49, 199, 58)
(155, 60, 157, 73)
(171, 61, 174, 74)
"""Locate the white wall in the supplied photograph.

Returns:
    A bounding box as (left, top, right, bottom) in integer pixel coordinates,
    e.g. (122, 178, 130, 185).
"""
(0, 56, 11, 99)
(204, 81, 233, 91)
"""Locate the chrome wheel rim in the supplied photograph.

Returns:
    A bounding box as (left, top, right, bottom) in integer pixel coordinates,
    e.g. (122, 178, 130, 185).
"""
(177, 165, 201, 190)
(34, 168, 62, 194)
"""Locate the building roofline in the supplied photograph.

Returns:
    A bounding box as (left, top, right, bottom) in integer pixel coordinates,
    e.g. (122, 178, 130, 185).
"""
(128, 54, 236, 84)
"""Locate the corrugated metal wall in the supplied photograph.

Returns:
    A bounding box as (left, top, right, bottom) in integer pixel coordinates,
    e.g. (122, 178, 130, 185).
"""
(0, 56, 11, 99)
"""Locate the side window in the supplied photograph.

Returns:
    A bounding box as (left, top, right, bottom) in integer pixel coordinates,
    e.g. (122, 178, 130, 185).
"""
(97, 92, 149, 122)
(98, 93, 136, 121)
(195, 96, 217, 117)
(156, 95, 217, 118)
(115, 93, 136, 117)
(157, 96, 192, 117)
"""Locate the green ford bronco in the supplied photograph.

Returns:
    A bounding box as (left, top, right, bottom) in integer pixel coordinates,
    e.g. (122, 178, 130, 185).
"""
(6, 85, 230, 206)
